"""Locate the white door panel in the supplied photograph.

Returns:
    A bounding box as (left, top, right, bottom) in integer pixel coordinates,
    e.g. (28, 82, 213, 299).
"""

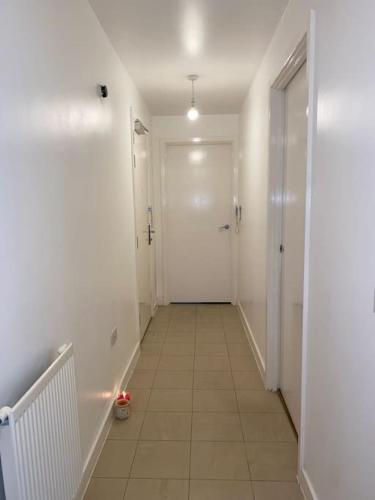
(280, 63, 308, 434)
(165, 144, 233, 303)
(133, 129, 152, 337)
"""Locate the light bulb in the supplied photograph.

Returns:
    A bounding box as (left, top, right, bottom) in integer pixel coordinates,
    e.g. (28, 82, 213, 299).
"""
(187, 106, 199, 121)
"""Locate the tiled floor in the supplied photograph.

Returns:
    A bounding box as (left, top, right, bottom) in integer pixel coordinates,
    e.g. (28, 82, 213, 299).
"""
(85, 304, 303, 500)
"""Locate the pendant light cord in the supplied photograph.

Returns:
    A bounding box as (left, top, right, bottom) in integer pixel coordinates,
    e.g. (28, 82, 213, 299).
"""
(191, 79, 195, 107)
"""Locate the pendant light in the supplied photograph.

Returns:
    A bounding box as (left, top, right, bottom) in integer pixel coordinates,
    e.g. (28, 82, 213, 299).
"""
(187, 74, 200, 121)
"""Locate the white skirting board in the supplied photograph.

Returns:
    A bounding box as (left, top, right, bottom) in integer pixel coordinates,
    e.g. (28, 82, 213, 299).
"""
(75, 342, 140, 500)
(237, 302, 266, 383)
(298, 468, 318, 500)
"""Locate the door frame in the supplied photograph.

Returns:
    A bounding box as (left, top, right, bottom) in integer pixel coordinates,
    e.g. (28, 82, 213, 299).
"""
(130, 107, 156, 340)
(158, 138, 239, 305)
(266, 34, 308, 390)
(265, 12, 317, 488)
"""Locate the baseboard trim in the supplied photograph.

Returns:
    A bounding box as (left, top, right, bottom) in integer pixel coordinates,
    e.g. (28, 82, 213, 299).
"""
(76, 342, 140, 500)
(298, 468, 318, 500)
(152, 302, 159, 317)
(237, 302, 266, 382)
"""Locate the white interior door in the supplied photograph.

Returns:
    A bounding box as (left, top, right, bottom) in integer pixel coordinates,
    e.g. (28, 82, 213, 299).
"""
(133, 125, 152, 337)
(280, 63, 308, 434)
(165, 143, 233, 303)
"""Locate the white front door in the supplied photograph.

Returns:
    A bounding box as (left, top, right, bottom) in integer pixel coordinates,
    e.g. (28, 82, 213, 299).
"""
(133, 125, 153, 337)
(280, 63, 308, 434)
(165, 143, 233, 303)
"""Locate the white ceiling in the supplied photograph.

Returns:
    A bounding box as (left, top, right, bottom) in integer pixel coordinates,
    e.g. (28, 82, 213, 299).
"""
(90, 0, 288, 115)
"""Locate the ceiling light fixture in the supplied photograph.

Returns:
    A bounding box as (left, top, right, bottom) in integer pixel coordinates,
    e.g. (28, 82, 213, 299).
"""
(187, 74, 200, 121)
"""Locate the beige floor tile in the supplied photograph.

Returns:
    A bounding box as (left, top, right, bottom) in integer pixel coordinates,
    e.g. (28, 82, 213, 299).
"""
(128, 389, 151, 412)
(170, 315, 195, 321)
(230, 356, 257, 371)
(140, 412, 192, 440)
(225, 332, 248, 343)
(193, 390, 238, 412)
(143, 330, 166, 343)
(252, 481, 303, 500)
(196, 323, 222, 331)
(150, 319, 170, 328)
(136, 355, 160, 370)
(246, 442, 298, 481)
(195, 343, 228, 356)
(154, 306, 171, 315)
(197, 304, 222, 312)
(195, 355, 231, 371)
(93, 440, 137, 478)
(153, 311, 170, 319)
(125, 479, 189, 500)
(131, 441, 190, 478)
(193, 371, 234, 390)
(223, 323, 244, 331)
(232, 372, 264, 390)
(236, 391, 284, 413)
(191, 442, 250, 480)
(192, 413, 243, 441)
(221, 312, 240, 319)
(140, 343, 163, 355)
(227, 343, 252, 356)
(165, 333, 196, 343)
(128, 370, 155, 389)
(189, 480, 254, 500)
(84, 478, 127, 500)
(108, 412, 145, 440)
(148, 389, 192, 411)
(196, 323, 224, 330)
(168, 324, 195, 331)
(197, 314, 221, 321)
(196, 332, 226, 343)
(147, 324, 169, 333)
(153, 370, 193, 389)
(167, 331, 195, 339)
(162, 342, 195, 356)
(158, 355, 194, 371)
(240, 414, 296, 442)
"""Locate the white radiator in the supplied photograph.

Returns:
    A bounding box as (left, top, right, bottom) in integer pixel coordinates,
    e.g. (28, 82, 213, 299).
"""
(0, 344, 82, 500)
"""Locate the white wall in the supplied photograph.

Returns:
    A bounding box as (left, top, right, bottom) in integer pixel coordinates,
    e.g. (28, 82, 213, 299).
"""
(0, 0, 150, 495)
(238, 0, 310, 369)
(152, 115, 239, 303)
(303, 1, 375, 498)
(239, 0, 375, 499)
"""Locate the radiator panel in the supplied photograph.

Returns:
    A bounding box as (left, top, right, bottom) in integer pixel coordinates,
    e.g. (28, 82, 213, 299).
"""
(0, 344, 82, 500)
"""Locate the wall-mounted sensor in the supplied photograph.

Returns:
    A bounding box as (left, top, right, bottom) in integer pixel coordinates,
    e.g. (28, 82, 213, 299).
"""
(134, 119, 149, 135)
(99, 85, 108, 98)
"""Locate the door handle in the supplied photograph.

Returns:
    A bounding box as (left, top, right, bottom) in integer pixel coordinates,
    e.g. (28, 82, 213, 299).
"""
(143, 225, 155, 245)
(148, 225, 155, 245)
(219, 224, 231, 231)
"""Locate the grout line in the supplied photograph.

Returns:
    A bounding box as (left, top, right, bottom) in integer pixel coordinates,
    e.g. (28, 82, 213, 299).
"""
(95, 475, 279, 482)
(188, 304, 197, 499)
(222, 306, 253, 482)
(107, 437, 296, 443)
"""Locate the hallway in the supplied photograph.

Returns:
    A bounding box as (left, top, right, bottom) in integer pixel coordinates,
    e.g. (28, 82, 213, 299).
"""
(2, 1, 375, 499)
(85, 305, 302, 500)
